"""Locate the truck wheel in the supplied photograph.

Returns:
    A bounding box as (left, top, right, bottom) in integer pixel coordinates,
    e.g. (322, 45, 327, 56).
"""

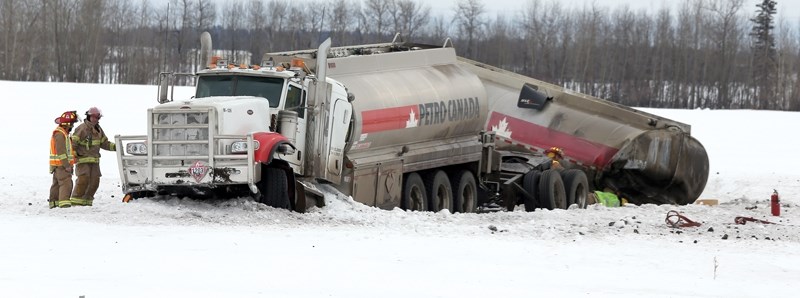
(562, 169, 589, 208)
(538, 169, 566, 210)
(522, 170, 541, 212)
(257, 166, 291, 209)
(402, 173, 427, 211)
(451, 170, 477, 213)
(426, 170, 453, 212)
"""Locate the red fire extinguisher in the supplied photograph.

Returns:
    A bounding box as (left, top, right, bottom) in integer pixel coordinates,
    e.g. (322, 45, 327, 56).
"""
(771, 189, 780, 216)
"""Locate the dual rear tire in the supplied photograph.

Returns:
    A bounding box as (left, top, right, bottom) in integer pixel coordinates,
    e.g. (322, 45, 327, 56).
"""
(401, 169, 477, 213)
(523, 168, 589, 210)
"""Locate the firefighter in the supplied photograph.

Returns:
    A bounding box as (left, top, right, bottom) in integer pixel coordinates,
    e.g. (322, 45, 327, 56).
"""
(49, 111, 79, 208)
(69, 107, 116, 206)
(544, 147, 564, 169)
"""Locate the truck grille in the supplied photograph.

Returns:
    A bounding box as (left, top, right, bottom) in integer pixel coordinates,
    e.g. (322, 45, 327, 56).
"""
(152, 111, 210, 163)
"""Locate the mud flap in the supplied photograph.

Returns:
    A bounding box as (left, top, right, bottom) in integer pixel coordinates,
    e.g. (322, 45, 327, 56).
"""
(295, 180, 325, 212)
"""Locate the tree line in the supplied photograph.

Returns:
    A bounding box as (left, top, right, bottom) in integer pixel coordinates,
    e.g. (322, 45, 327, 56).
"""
(1, 0, 797, 110)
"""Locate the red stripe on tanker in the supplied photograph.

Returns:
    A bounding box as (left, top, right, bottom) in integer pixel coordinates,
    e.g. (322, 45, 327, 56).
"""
(360, 97, 482, 134)
(361, 105, 419, 134)
(487, 111, 618, 168)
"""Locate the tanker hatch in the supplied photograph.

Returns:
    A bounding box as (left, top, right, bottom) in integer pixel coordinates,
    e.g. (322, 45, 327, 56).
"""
(517, 83, 552, 111)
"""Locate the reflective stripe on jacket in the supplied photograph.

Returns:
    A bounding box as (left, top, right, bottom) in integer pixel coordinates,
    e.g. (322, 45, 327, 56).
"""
(70, 121, 115, 164)
(49, 126, 75, 167)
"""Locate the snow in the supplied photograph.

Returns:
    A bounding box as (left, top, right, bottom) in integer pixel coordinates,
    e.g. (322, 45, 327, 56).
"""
(1, 80, 798, 297)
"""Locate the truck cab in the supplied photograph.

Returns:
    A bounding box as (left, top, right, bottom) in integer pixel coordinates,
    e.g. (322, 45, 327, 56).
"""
(116, 53, 353, 209)
(193, 62, 309, 173)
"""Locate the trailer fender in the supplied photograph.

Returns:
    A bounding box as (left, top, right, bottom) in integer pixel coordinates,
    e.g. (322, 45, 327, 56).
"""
(253, 132, 296, 164)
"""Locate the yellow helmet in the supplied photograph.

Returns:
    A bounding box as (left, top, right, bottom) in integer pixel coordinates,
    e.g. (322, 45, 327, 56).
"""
(544, 147, 564, 160)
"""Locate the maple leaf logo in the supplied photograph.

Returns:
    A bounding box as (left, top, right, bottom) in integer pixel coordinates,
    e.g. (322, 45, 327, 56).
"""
(491, 117, 512, 138)
(405, 109, 419, 128)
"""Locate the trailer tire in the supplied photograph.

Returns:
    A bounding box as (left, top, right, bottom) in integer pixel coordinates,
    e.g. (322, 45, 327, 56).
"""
(538, 169, 567, 210)
(257, 166, 291, 209)
(402, 173, 428, 211)
(522, 170, 541, 212)
(562, 169, 589, 208)
(452, 170, 477, 213)
(426, 170, 453, 212)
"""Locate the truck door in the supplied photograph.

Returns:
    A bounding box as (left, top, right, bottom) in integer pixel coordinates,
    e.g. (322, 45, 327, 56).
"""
(285, 82, 307, 173)
(326, 97, 352, 181)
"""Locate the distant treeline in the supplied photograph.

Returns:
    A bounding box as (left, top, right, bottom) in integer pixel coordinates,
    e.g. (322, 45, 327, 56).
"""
(1, 0, 797, 110)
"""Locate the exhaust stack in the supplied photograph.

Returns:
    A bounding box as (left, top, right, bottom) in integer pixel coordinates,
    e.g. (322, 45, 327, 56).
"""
(199, 32, 212, 69)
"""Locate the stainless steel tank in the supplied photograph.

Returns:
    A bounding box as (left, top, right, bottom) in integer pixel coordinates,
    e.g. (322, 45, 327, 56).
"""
(326, 48, 488, 156)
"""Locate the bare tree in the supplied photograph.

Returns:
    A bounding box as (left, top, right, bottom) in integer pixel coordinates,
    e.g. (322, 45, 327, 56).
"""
(304, 0, 328, 48)
(328, 0, 359, 45)
(706, 0, 744, 109)
(286, 2, 308, 49)
(362, 0, 392, 42)
(247, 0, 268, 64)
(390, 0, 430, 40)
(650, 7, 673, 106)
(483, 14, 510, 68)
(426, 15, 449, 45)
(221, 0, 246, 63)
(267, 0, 289, 42)
(452, 0, 486, 58)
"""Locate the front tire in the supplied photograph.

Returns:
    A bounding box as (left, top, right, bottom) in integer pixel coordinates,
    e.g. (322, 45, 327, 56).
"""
(257, 166, 291, 209)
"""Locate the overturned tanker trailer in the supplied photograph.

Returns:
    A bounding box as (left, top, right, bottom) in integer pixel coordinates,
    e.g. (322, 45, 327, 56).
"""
(460, 58, 709, 206)
(116, 34, 708, 211)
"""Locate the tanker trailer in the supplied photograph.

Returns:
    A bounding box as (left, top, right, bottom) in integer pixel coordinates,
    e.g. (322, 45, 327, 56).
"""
(117, 33, 707, 212)
(457, 58, 709, 206)
(265, 38, 489, 212)
(268, 38, 708, 211)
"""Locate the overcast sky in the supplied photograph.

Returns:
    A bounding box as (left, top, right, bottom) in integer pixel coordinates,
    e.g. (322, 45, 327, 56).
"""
(426, 0, 800, 21)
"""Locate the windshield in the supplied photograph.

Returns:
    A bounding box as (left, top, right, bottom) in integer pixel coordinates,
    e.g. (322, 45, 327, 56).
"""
(195, 75, 285, 108)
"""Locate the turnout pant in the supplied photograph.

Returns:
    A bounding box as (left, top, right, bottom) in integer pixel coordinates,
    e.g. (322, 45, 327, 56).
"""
(49, 167, 73, 205)
(71, 163, 102, 205)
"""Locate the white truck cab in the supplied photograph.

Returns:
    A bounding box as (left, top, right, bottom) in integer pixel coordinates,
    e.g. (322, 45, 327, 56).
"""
(116, 42, 353, 210)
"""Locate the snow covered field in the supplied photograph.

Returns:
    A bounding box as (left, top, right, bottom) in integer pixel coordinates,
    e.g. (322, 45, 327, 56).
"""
(1, 80, 798, 297)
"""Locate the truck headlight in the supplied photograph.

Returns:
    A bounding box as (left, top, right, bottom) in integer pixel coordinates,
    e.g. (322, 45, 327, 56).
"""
(126, 142, 148, 155)
(231, 140, 259, 154)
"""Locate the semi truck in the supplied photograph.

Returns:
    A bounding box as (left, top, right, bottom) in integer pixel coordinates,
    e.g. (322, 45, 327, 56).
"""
(115, 34, 709, 212)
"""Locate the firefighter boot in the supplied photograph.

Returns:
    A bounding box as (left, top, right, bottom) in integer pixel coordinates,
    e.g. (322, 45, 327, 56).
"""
(69, 197, 92, 206)
(57, 200, 72, 208)
(48, 200, 57, 209)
